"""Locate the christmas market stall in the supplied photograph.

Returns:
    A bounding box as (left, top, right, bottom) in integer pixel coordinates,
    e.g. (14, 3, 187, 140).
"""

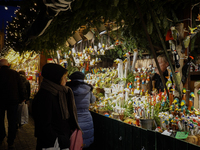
(2, 0, 200, 149)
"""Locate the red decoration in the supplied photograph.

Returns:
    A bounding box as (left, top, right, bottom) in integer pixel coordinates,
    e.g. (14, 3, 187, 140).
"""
(86, 61, 89, 71)
(165, 29, 174, 41)
(27, 76, 33, 80)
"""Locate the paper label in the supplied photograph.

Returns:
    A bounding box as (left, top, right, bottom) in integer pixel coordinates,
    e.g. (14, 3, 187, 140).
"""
(161, 130, 172, 136)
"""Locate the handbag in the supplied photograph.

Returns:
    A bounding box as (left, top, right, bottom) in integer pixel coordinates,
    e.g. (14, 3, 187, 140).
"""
(70, 129, 83, 150)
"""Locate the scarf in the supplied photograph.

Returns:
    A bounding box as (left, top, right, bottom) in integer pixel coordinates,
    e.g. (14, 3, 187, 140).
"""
(40, 78, 76, 120)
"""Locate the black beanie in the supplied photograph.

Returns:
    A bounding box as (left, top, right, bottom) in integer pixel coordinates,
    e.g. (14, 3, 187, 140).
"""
(42, 63, 67, 85)
(69, 71, 85, 80)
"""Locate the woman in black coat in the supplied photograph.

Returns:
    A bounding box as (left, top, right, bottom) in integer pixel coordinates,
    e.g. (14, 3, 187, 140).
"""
(32, 63, 80, 150)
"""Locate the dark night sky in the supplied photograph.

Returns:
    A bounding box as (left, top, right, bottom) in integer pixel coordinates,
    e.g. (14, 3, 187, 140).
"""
(0, 5, 18, 32)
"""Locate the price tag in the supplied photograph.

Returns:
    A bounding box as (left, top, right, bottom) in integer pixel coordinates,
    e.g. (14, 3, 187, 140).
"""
(175, 131, 188, 139)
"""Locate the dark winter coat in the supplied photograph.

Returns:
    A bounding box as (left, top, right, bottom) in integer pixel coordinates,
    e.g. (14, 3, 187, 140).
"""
(152, 69, 168, 92)
(66, 79, 96, 148)
(20, 74, 31, 100)
(32, 87, 80, 149)
(0, 66, 25, 105)
(32, 63, 80, 150)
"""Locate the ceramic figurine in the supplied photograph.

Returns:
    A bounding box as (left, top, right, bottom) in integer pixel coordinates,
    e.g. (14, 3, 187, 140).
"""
(188, 92, 195, 111)
(131, 49, 138, 72)
(114, 59, 123, 79)
(123, 59, 128, 78)
(123, 52, 131, 72)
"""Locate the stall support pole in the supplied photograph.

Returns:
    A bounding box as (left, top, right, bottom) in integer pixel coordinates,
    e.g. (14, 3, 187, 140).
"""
(135, 2, 169, 99)
(146, 0, 181, 97)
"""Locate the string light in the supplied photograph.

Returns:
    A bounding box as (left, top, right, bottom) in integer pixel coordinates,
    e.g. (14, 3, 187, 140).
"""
(5, 3, 41, 50)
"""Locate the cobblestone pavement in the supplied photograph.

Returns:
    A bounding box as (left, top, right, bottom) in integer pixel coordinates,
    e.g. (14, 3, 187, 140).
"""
(0, 114, 37, 150)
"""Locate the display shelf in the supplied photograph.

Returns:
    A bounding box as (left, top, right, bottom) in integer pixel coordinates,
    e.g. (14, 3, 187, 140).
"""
(190, 71, 200, 82)
(190, 71, 200, 75)
(139, 49, 171, 56)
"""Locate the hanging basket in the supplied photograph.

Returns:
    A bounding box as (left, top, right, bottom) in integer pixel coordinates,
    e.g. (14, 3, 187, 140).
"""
(73, 32, 82, 43)
(67, 37, 76, 46)
(84, 31, 94, 40)
(96, 23, 106, 35)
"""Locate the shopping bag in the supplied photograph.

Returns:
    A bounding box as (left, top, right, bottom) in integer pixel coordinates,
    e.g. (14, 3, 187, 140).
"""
(70, 129, 83, 150)
(42, 138, 61, 150)
(17, 103, 23, 124)
(21, 102, 29, 124)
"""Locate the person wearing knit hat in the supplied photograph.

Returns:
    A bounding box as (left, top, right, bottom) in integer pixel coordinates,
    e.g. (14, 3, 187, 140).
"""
(41, 63, 68, 85)
(32, 63, 81, 150)
(69, 71, 85, 80)
(66, 71, 96, 149)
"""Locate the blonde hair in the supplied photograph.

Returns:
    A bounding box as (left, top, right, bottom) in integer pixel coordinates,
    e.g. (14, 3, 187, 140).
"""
(157, 54, 168, 64)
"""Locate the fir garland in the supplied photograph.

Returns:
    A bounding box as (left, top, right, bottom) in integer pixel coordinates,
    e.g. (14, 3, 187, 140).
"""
(4, 0, 200, 58)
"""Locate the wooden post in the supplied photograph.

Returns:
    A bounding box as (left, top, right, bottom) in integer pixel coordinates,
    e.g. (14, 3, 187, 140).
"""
(135, 2, 169, 98)
(174, 23, 185, 97)
(146, 0, 181, 98)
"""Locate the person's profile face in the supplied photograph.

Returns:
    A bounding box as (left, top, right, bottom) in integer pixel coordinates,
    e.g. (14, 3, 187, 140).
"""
(158, 58, 168, 72)
(61, 73, 68, 86)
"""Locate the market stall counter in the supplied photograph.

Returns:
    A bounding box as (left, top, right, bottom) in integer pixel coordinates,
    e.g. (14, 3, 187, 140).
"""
(90, 111, 200, 150)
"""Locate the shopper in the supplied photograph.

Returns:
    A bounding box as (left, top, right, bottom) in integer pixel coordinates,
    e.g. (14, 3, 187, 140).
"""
(0, 59, 25, 148)
(18, 70, 31, 101)
(17, 70, 31, 127)
(152, 54, 169, 92)
(32, 63, 81, 150)
(66, 71, 96, 149)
